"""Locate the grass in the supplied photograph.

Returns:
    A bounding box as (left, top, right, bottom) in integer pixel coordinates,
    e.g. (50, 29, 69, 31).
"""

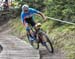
(10, 17, 75, 59)
(9, 17, 26, 38)
(49, 25, 75, 59)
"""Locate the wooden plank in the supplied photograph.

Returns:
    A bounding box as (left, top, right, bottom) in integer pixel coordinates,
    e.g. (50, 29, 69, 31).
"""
(0, 34, 40, 59)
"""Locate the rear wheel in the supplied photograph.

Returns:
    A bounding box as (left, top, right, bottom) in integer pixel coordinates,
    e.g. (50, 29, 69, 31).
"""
(40, 32, 54, 53)
(27, 32, 39, 49)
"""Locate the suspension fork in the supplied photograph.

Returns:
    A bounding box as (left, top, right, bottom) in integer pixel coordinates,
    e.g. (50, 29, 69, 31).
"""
(38, 31, 47, 46)
(37, 31, 43, 43)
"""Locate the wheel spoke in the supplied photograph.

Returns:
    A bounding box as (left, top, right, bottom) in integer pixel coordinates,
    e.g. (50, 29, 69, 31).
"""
(41, 33, 54, 53)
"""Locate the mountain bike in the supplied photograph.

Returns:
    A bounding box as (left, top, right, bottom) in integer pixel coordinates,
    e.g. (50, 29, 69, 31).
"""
(27, 22, 54, 53)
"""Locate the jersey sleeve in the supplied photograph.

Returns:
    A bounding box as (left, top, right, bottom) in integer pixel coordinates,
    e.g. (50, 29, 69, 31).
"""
(21, 12, 25, 23)
(30, 8, 40, 14)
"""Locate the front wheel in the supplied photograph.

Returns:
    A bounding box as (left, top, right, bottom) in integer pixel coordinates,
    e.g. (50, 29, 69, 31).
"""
(40, 32, 54, 53)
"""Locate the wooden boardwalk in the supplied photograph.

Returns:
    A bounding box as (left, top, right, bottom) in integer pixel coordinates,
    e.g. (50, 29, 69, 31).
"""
(0, 34, 40, 59)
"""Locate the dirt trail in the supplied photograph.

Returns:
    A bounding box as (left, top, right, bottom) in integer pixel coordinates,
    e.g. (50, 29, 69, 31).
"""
(40, 48, 67, 59)
(37, 43, 67, 59)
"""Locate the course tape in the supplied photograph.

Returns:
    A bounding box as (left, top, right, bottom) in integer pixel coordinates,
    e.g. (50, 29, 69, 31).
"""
(47, 17, 75, 25)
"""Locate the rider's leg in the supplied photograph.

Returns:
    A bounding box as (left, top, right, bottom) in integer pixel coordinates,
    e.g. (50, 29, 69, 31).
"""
(26, 26, 34, 43)
(26, 26, 34, 45)
(25, 18, 36, 40)
(27, 19, 36, 36)
(25, 23, 33, 37)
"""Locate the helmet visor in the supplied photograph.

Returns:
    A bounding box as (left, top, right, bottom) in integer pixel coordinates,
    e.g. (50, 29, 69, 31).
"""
(22, 5, 29, 12)
(24, 8, 28, 12)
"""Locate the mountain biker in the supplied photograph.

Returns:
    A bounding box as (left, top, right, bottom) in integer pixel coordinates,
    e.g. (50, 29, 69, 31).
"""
(21, 4, 46, 40)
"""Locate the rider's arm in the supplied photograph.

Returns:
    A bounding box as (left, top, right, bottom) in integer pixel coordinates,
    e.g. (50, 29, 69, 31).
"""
(21, 12, 26, 25)
(30, 8, 46, 20)
(21, 12, 30, 31)
(37, 12, 46, 20)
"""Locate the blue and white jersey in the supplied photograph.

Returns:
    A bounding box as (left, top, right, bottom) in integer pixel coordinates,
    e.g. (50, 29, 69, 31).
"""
(21, 8, 40, 22)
